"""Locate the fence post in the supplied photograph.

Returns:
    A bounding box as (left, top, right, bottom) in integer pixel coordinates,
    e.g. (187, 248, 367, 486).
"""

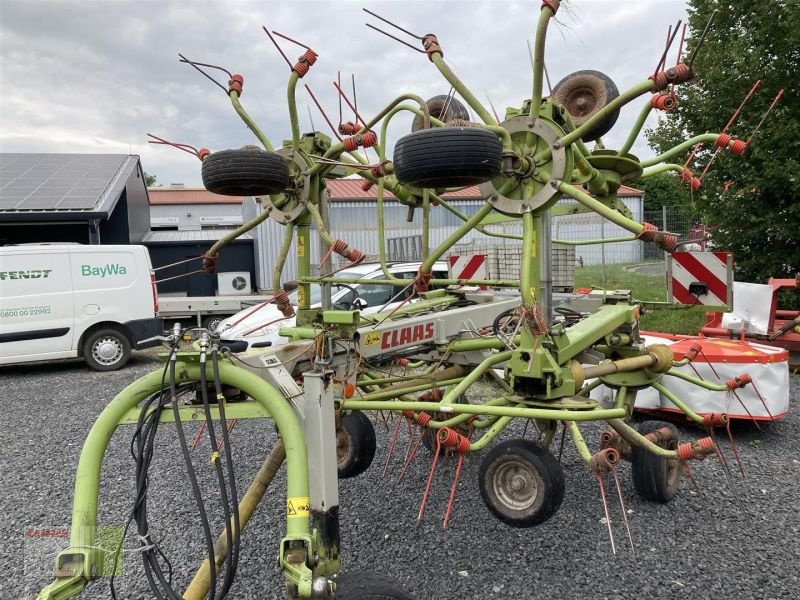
(662, 204, 668, 262)
(600, 216, 607, 285)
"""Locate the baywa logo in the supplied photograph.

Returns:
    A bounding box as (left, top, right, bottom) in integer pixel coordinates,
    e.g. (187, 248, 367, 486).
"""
(0, 269, 52, 280)
(81, 264, 128, 277)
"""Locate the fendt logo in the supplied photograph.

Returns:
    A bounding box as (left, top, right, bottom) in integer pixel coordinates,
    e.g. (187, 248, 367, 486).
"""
(81, 264, 128, 277)
(0, 269, 52, 280)
(381, 322, 435, 350)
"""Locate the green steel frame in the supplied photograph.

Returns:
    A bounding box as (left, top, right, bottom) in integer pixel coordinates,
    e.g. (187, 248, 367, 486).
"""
(37, 2, 762, 599)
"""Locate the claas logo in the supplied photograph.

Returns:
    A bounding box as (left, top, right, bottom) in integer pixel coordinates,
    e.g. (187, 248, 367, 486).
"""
(381, 322, 435, 350)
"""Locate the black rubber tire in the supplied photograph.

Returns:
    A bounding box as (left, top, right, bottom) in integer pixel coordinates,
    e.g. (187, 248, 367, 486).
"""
(478, 438, 565, 528)
(202, 315, 227, 333)
(82, 328, 131, 371)
(337, 411, 377, 479)
(411, 94, 470, 131)
(334, 571, 414, 600)
(201, 147, 290, 196)
(393, 127, 502, 188)
(631, 420, 681, 503)
(492, 308, 519, 337)
(552, 69, 620, 143)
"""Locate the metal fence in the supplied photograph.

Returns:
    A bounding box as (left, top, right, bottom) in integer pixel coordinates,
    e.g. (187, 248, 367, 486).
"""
(382, 205, 700, 292)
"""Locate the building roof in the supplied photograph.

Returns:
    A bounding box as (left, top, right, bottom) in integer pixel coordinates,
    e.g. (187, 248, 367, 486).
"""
(142, 230, 253, 244)
(0, 153, 141, 221)
(325, 179, 485, 200)
(148, 180, 643, 205)
(148, 187, 244, 205)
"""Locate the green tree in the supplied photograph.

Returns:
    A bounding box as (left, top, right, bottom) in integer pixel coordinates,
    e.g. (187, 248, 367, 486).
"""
(144, 172, 159, 187)
(647, 0, 799, 282)
(630, 172, 691, 212)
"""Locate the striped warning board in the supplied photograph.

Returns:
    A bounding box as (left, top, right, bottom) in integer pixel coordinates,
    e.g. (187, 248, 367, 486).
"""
(667, 251, 734, 308)
(448, 254, 487, 282)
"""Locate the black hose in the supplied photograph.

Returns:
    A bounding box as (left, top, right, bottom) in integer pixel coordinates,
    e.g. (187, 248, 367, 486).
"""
(170, 356, 219, 600)
(212, 347, 242, 583)
(199, 347, 236, 596)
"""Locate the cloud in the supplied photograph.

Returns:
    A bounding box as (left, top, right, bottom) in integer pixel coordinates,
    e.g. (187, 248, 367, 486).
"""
(0, 0, 687, 186)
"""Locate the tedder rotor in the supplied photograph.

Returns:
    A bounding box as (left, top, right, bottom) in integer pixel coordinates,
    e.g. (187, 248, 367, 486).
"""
(36, 2, 783, 599)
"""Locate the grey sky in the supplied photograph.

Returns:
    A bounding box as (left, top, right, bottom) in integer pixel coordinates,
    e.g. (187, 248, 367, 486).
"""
(0, 0, 688, 187)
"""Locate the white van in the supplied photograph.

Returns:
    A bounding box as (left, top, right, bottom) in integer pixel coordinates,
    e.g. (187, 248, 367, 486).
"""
(0, 244, 163, 370)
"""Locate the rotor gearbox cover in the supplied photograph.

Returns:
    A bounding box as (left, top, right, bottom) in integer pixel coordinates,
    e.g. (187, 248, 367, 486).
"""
(552, 70, 620, 143)
(201, 146, 290, 197)
(412, 94, 471, 131)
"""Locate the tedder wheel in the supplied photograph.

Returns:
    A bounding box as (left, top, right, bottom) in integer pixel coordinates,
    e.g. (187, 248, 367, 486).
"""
(334, 571, 414, 600)
(552, 69, 620, 143)
(82, 328, 131, 371)
(411, 94, 470, 131)
(201, 147, 290, 196)
(631, 420, 682, 503)
(337, 411, 377, 479)
(478, 438, 565, 528)
(393, 127, 502, 188)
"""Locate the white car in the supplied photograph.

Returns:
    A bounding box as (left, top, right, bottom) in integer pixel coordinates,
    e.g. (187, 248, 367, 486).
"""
(217, 262, 449, 351)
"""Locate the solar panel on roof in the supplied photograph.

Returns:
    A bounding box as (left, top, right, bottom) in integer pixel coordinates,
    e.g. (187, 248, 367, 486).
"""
(0, 153, 132, 215)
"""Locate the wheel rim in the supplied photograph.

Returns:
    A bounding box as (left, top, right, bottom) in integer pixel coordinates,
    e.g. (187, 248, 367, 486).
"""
(336, 427, 352, 468)
(493, 458, 539, 511)
(92, 337, 123, 365)
(206, 318, 222, 332)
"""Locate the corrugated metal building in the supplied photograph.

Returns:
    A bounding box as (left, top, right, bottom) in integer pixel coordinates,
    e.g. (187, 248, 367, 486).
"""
(147, 186, 255, 296)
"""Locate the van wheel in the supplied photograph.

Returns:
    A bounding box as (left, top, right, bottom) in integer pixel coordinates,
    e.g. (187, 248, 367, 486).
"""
(203, 315, 226, 333)
(83, 328, 131, 371)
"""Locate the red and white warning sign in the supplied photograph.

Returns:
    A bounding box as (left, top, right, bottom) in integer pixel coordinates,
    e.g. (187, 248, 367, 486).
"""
(448, 254, 487, 282)
(667, 251, 734, 308)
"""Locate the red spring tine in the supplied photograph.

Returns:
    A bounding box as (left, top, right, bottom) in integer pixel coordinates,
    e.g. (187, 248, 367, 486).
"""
(304, 84, 343, 141)
(262, 27, 294, 68)
(191, 421, 207, 450)
(698, 349, 721, 379)
(681, 460, 703, 496)
(382, 413, 405, 478)
(728, 388, 761, 431)
(352, 73, 359, 124)
(418, 435, 442, 521)
(722, 80, 762, 135)
(332, 80, 368, 131)
(711, 437, 749, 519)
(749, 377, 775, 421)
(443, 453, 465, 528)
(216, 419, 237, 452)
(596, 473, 617, 555)
(746, 89, 785, 144)
(689, 362, 705, 382)
(610, 467, 635, 557)
(397, 426, 425, 484)
(726, 419, 746, 479)
(337, 71, 343, 126)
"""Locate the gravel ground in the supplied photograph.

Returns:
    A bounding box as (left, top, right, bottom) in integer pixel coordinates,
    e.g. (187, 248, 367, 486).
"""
(2, 352, 799, 600)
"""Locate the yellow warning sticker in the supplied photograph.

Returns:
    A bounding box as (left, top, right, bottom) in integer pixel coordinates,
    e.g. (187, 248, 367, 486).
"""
(364, 331, 381, 346)
(297, 236, 305, 257)
(530, 234, 537, 257)
(297, 286, 306, 306)
(287, 496, 310, 518)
